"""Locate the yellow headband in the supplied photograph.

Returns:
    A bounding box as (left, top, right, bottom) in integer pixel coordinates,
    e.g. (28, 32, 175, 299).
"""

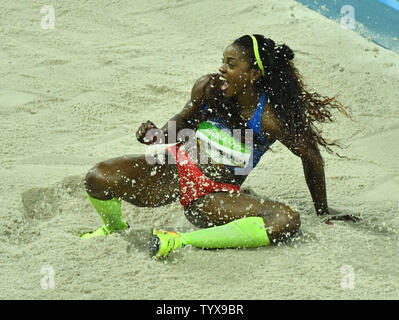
(250, 35, 265, 76)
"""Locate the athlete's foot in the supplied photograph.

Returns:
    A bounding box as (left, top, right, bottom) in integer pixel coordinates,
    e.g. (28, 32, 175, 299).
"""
(80, 225, 111, 239)
(150, 229, 186, 258)
(80, 223, 129, 239)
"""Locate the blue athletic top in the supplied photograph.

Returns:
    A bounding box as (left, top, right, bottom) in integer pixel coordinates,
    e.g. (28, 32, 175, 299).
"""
(199, 92, 275, 175)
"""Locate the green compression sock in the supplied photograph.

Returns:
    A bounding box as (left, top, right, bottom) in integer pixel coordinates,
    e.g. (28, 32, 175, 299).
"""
(180, 216, 270, 249)
(81, 191, 128, 238)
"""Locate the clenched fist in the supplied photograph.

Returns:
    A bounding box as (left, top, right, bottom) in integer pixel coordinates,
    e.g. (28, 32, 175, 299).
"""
(136, 120, 159, 145)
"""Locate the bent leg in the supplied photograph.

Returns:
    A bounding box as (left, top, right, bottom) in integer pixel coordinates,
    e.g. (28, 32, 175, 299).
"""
(85, 153, 180, 207)
(184, 191, 300, 243)
(150, 191, 300, 257)
(82, 153, 180, 239)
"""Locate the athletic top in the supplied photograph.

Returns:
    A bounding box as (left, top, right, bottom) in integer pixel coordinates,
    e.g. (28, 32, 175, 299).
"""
(195, 92, 275, 175)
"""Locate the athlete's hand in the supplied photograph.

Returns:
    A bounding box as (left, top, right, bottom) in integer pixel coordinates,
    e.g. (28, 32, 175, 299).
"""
(322, 208, 361, 225)
(136, 120, 157, 145)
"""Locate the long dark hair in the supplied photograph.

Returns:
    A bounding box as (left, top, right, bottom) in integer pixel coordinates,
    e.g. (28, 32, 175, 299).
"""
(203, 34, 351, 157)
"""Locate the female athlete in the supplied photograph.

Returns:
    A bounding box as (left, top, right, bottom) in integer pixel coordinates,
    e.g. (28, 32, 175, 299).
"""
(82, 34, 359, 258)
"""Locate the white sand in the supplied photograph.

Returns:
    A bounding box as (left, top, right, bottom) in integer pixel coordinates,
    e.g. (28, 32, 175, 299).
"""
(1, 0, 398, 299)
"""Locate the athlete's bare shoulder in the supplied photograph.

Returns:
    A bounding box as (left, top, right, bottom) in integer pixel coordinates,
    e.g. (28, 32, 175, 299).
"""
(191, 73, 218, 104)
(175, 74, 217, 128)
(260, 103, 284, 141)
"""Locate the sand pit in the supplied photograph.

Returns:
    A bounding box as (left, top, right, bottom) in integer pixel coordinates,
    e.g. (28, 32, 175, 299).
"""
(1, 0, 398, 299)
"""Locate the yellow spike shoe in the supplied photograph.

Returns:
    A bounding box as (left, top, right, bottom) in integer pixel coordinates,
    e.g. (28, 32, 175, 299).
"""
(80, 223, 129, 239)
(150, 229, 186, 258)
(80, 225, 111, 239)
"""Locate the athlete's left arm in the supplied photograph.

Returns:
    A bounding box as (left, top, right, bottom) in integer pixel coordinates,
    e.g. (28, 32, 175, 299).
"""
(278, 132, 360, 223)
(283, 133, 329, 216)
(261, 114, 329, 216)
(262, 112, 360, 223)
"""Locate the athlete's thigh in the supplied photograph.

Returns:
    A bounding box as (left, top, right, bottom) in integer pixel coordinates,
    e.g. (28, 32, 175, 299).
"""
(96, 153, 180, 207)
(184, 191, 290, 227)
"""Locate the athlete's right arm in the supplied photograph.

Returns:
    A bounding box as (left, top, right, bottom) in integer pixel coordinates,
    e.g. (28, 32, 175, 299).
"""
(136, 74, 214, 145)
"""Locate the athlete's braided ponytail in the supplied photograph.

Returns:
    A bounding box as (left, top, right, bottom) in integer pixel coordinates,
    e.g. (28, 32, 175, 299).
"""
(233, 34, 350, 157)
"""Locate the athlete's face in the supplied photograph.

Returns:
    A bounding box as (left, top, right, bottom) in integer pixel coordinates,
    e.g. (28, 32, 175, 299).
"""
(218, 44, 260, 98)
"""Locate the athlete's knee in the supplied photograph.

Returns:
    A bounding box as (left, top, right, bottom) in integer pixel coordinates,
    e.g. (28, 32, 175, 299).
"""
(184, 210, 209, 228)
(85, 163, 114, 199)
